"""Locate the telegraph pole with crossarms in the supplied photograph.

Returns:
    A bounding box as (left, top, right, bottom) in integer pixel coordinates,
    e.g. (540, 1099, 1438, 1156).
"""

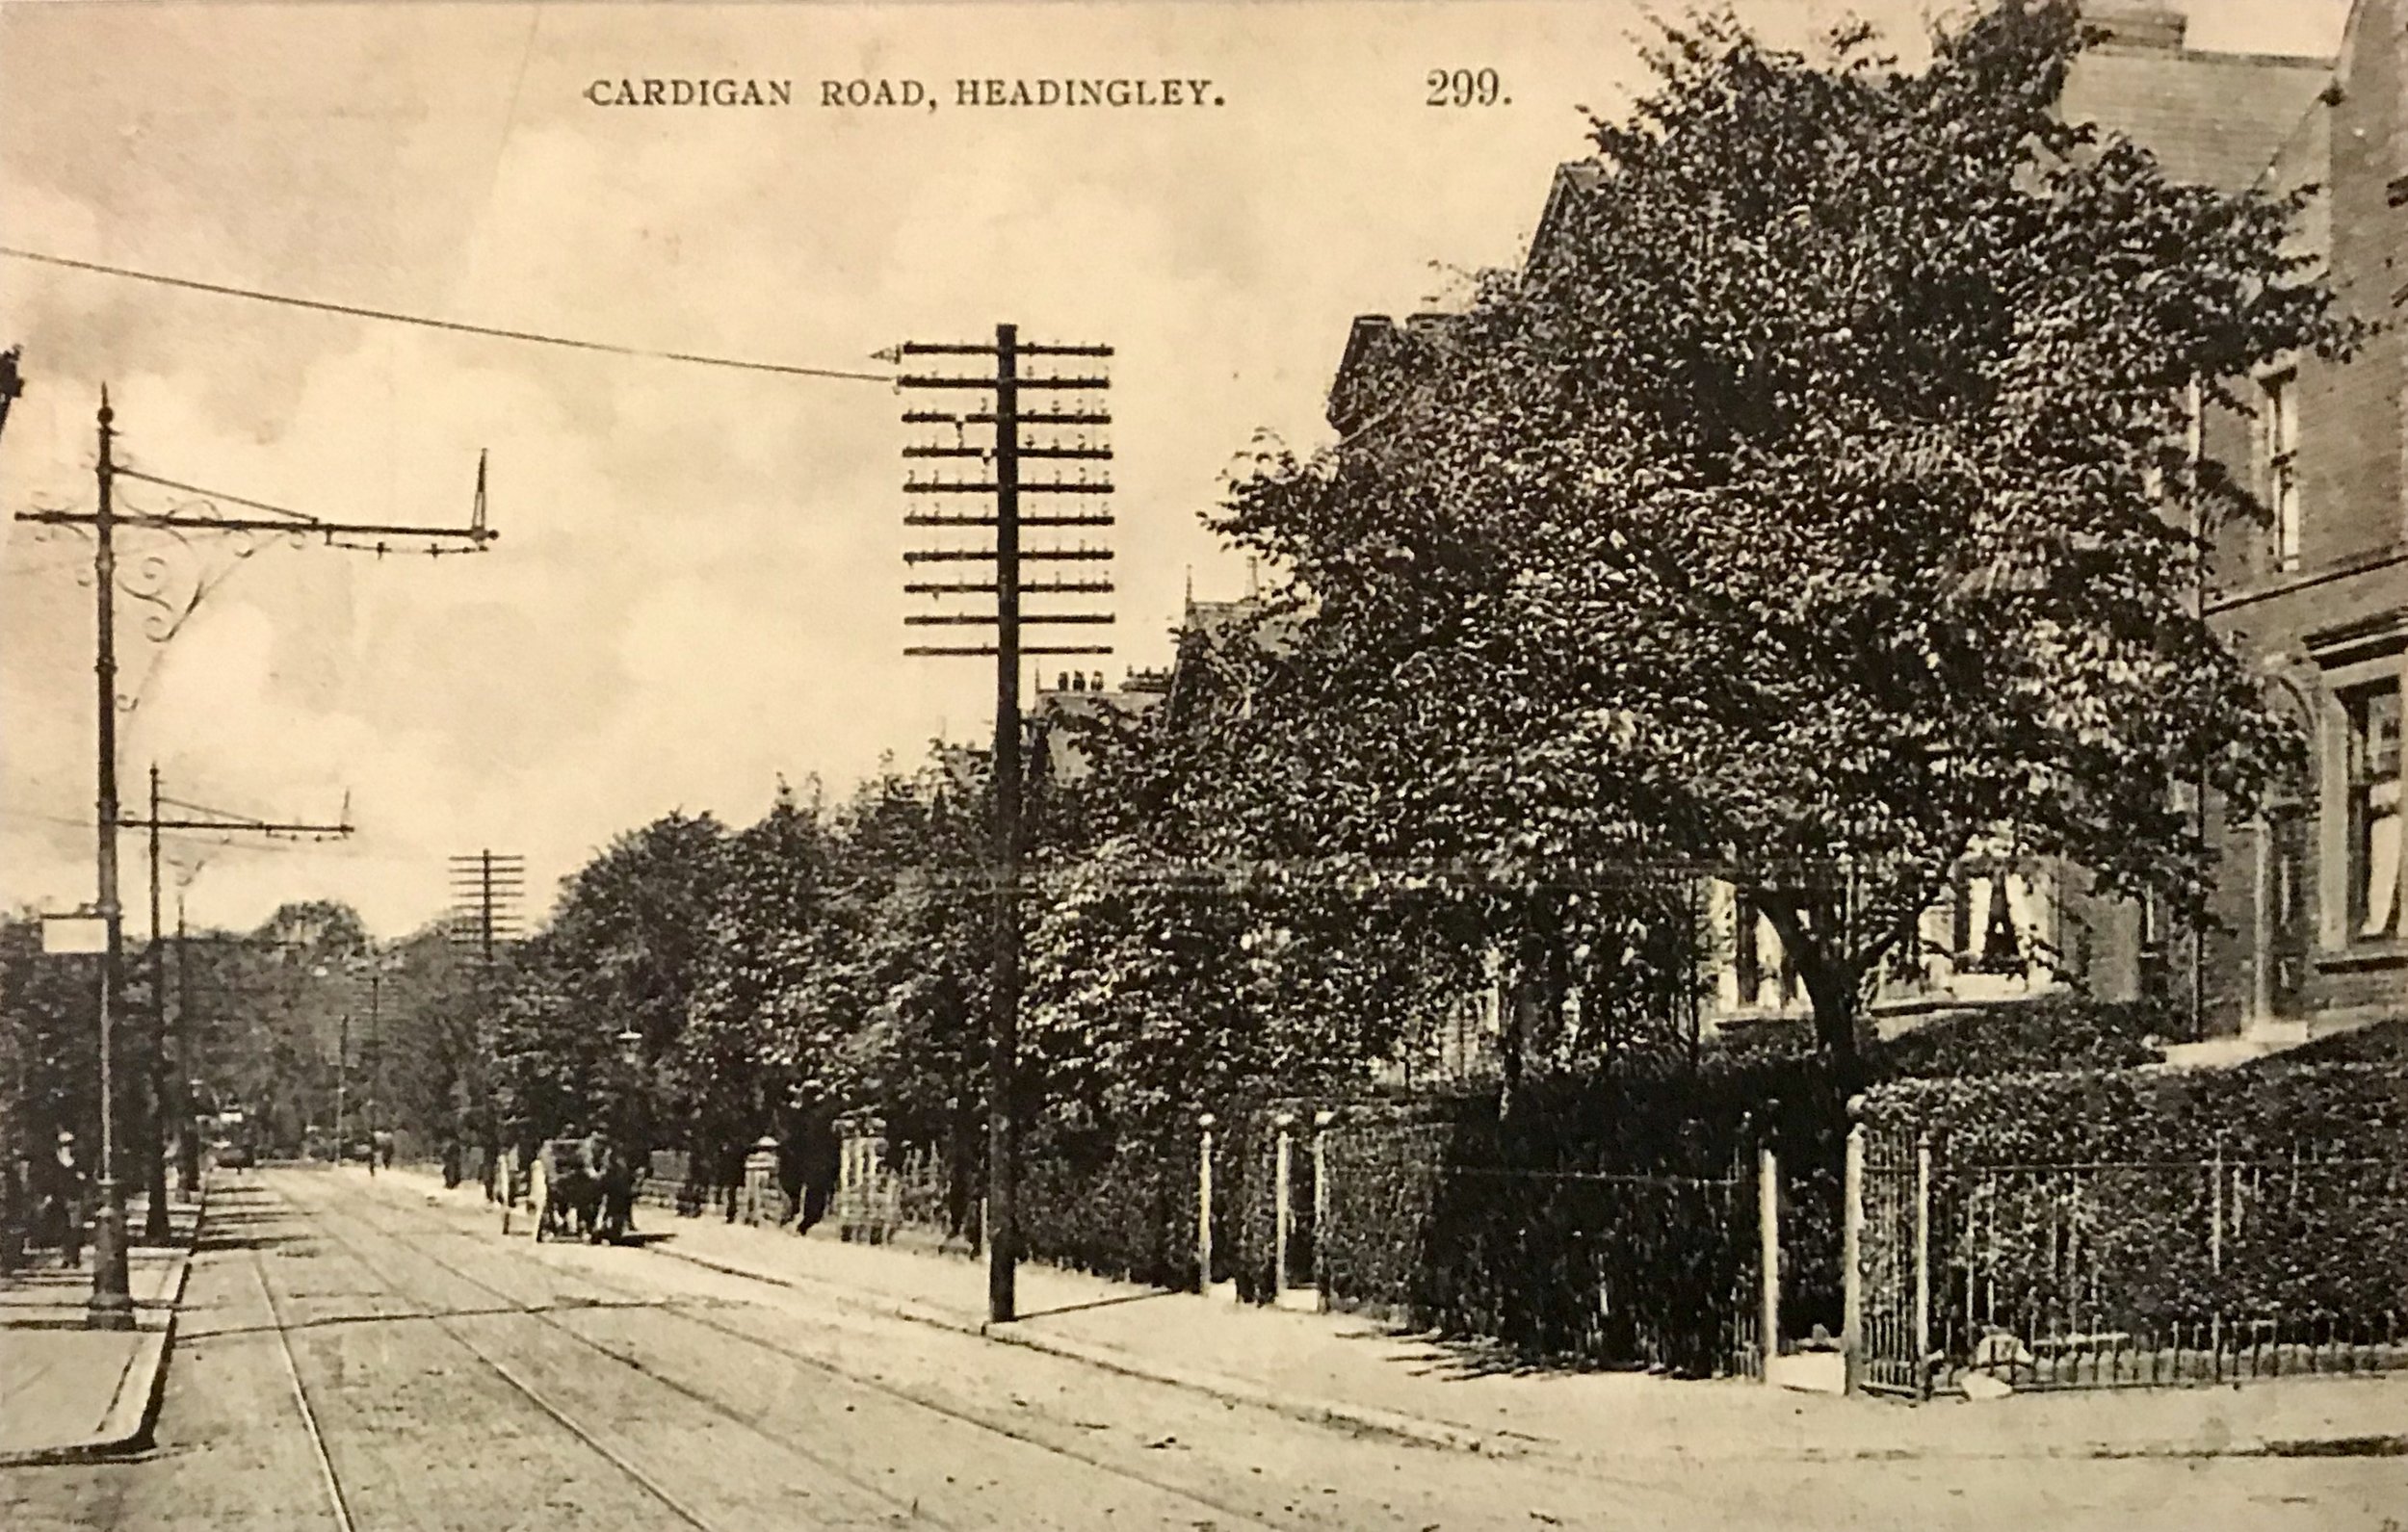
(897, 326, 1114, 1324)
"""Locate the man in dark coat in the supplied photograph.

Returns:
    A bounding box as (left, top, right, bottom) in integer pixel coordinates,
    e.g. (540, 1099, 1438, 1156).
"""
(50, 1130, 87, 1268)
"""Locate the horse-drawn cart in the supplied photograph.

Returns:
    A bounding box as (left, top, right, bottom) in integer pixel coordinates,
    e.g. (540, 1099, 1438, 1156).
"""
(503, 1134, 641, 1244)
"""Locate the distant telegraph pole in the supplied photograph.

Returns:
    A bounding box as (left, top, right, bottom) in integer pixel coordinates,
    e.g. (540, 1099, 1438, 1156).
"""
(898, 325, 1114, 1324)
(447, 849, 524, 1179)
(447, 850, 526, 966)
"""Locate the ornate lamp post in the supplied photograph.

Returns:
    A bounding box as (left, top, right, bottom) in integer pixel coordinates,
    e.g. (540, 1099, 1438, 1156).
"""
(12, 383, 491, 1279)
(84, 391, 135, 1331)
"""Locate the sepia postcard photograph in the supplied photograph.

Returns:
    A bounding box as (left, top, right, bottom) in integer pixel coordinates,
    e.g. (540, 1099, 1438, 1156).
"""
(1, 0, 2403, 1526)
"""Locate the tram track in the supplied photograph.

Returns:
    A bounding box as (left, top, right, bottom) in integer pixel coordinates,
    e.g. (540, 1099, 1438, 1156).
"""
(249, 1249, 358, 1532)
(249, 1192, 747, 1532)
(280, 1174, 1300, 1532)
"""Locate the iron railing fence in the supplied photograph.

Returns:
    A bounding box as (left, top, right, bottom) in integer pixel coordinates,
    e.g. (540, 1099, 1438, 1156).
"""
(1859, 1128, 2408, 1395)
(834, 1138, 963, 1245)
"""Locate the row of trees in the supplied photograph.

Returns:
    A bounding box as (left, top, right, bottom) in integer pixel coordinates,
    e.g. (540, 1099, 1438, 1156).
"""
(463, 4, 2347, 1193)
(2, 896, 372, 1261)
(9, 4, 2355, 1226)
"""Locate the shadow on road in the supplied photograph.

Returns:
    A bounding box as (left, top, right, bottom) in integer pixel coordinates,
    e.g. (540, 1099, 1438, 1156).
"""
(1342, 1327, 1665, 1382)
(194, 1210, 317, 1256)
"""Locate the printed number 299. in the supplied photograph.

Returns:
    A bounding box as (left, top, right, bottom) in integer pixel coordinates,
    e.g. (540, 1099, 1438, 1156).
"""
(1427, 68, 1505, 106)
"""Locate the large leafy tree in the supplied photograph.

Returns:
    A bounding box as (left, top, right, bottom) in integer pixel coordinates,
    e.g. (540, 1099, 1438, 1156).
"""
(1028, 677, 1464, 1122)
(492, 812, 728, 1149)
(1217, 1, 2363, 1091)
(676, 778, 854, 1164)
(241, 901, 370, 1147)
(546, 811, 730, 1061)
(367, 926, 489, 1150)
(711, 753, 1000, 1235)
(1, 917, 101, 1158)
(834, 760, 995, 1142)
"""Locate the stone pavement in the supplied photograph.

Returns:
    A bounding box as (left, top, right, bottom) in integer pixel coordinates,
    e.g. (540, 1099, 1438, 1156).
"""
(380, 1165, 2407, 1466)
(0, 1191, 204, 1467)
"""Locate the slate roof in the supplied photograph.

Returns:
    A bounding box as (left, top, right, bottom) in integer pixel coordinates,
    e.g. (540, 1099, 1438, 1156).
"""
(1029, 683, 1162, 786)
(2254, 74, 2334, 266)
(1328, 162, 1600, 430)
(1529, 159, 1606, 268)
(2059, 41, 2331, 194)
(1178, 596, 1302, 662)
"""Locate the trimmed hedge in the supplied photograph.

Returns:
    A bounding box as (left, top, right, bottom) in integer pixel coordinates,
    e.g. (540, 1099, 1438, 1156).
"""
(2276, 1018, 2408, 1067)
(1859, 1062, 2408, 1326)
(1005, 993, 2233, 1362)
(1858, 1059, 2408, 1162)
(1316, 1091, 1761, 1374)
(1011, 1055, 1859, 1365)
(1271, 1062, 1851, 1373)
(1871, 996, 2175, 1078)
(1018, 1119, 1194, 1287)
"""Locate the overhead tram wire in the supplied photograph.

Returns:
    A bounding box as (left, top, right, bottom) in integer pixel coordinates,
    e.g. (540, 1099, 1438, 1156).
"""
(0, 247, 896, 384)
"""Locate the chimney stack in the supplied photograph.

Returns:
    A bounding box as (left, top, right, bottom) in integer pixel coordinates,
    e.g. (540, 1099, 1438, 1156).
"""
(2082, 3, 2187, 51)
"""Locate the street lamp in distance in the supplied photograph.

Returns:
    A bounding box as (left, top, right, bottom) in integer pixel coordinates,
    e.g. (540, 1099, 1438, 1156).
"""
(353, 949, 404, 1177)
(313, 948, 401, 1173)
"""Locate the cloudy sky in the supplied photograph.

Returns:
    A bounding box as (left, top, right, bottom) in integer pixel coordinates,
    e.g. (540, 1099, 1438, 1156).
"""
(0, 0, 2351, 940)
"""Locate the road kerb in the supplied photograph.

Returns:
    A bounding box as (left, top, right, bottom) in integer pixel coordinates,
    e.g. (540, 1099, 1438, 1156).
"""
(645, 1242, 1498, 1455)
(133, 1182, 207, 1454)
(0, 1181, 208, 1468)
(644, 1239, 2408, 1467)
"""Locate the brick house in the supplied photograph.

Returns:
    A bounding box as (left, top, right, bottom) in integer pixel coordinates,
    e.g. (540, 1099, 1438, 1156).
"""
(1324, 3, 2401, 1054)
(2174, 0, 2408, 1042)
